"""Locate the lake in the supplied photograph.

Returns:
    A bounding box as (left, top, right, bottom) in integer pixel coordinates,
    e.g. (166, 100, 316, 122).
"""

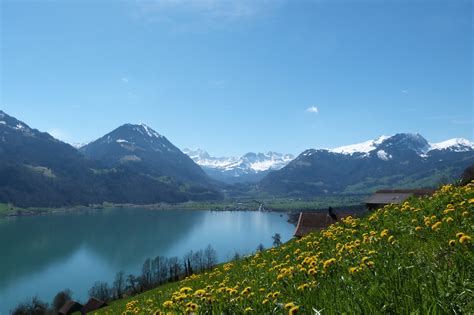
(0, 208, 295, 314)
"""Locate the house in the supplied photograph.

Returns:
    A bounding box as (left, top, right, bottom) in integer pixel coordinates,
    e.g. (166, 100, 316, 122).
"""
(58, 301, 83, 315)
(365, 189, 435, 210)
(81, 298, 107, 314)
(294, 210, 360, 238)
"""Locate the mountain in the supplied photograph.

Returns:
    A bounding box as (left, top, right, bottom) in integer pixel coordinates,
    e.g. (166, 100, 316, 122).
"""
(259, 133, 474, 196)
(81, 124, 210, 185)
(0, 111, 221, 207)
(0, 110, 102, 206)
(183, 149, 294, 183)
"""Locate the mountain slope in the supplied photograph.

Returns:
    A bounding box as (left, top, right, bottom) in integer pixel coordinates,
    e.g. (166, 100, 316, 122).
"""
(183, 149, 294, 183)
(260, 133, 474, 196)
(81, 124, 210, 185)
(0, 111, 221, 207)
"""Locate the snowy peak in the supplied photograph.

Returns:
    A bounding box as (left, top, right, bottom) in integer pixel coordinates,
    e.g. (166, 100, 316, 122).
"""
(325, 133, 472, 160)
(119, 123, 163, 139)
(330, 135, 389, 155)
(429, 138, 474, 152)
(183, 149, 295, 174)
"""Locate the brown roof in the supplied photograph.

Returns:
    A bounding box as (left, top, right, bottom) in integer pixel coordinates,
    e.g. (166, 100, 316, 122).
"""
(81, 298, 107, 314)
(365, 189, 435, 206)
(294, 210, 359, 238)
(365, 192, 413, 205)
(374, 189, 435, 196)
(59, 301, 83, 315)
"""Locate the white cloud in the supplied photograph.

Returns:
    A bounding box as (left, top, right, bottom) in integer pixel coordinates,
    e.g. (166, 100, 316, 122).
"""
(306, 106, 319, 114)
(401, 90, 408, 94)
(121, 77, 129, 83)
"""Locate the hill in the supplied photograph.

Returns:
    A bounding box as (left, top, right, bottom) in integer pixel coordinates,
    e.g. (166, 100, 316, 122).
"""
(97, 183, 473, 314)
(82, 124, 211, 185)
(259, 133, 474, 197)
(0, 111, 221, 207)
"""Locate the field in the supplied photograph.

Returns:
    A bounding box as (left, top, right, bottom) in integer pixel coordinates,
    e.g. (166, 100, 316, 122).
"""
(96, 183, 473, 314)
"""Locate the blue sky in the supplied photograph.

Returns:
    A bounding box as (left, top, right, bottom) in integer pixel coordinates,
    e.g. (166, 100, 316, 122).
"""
(1, 0, 472, 156)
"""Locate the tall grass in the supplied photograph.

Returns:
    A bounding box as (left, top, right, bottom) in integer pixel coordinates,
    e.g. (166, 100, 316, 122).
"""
(98, 183, 473, 314)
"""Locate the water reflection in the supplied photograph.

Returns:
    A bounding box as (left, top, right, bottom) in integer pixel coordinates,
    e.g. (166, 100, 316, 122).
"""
(0, 209, 294, 314)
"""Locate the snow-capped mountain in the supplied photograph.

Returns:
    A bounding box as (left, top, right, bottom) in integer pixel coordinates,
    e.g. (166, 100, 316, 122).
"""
(326, 133, 473, 160)
(183, 149, 294, 183)
(261, 133, 474, 196)
(81, 123, 210, 184)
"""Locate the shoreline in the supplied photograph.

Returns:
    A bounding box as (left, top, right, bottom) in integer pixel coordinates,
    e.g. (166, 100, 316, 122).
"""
(0, 195, 368, 219)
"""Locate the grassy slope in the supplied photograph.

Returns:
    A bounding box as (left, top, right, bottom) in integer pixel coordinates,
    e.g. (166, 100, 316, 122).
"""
(97, 184, 473, 314)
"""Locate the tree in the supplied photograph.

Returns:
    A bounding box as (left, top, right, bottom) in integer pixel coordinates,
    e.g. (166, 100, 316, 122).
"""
(11, 296, 48, 315)
(256, 243, 265, 252)
(113, 271, 126, 299)
(272, 233, 282, 247)
(88, 281, 111, 301)
(204, 244, 218, 269)
(232, 252, 241, 261)
(51, 289, 72, 313)
(152, 256, 169, 285)
(168, 256, 181, 281)
(183, 251, 194, 276)
(126, 274, 140, 295)
(140, 258, 153, 290)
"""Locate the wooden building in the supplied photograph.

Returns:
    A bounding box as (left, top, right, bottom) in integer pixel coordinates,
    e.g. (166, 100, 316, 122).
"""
(58, 301, 83, 315)
(81, 298, 107, 314)
(365, 189, 435, 210)
(294, 210, 361, 238)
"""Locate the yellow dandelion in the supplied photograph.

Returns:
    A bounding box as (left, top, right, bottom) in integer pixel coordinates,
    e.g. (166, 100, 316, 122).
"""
(415, 226, 423, 231)
(456, 232, 465, 238)
(289, 305, 300, 315)
(462, 211, 469, 217)
(431, 221, 442, 231)
(459, 235, 471, 244)
(285, 302, 296, 310)
(449, 239, 456, 246)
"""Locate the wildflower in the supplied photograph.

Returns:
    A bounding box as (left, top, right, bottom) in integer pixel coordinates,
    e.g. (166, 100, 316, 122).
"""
(456, 232, 465, 238)
(449, 240, 456, 246)
(307, 268, 317, 275)
(323, 258, 336, 269)
(349, 266, 359, 274)
(180, 287, 193, 293)
(244, 307, 253, 313)
(162, 301, 173, 308)
(285, 302, 296, 310)
(415, 226, 423, 231)
(297, 283, 309, 291)
(431, 221, 442, 231)
(462, 211, 469, 217)
(262, 299, 269, 305)
(289, 305, 300, 315)
(388, 235, 395, 243)
(445, 217, 454, 224)
(459, 235, 471, 244)
(380, 229, 389, 237)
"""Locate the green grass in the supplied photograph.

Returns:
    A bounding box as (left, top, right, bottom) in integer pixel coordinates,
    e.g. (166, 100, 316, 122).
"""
(97, 183, 473, 314)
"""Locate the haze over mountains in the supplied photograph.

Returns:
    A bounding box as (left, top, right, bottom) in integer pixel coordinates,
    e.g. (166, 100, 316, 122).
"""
(0, 109, 472, 207)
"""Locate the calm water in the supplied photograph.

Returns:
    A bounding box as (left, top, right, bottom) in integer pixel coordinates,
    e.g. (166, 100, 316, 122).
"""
(0, 208, 294, 314)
